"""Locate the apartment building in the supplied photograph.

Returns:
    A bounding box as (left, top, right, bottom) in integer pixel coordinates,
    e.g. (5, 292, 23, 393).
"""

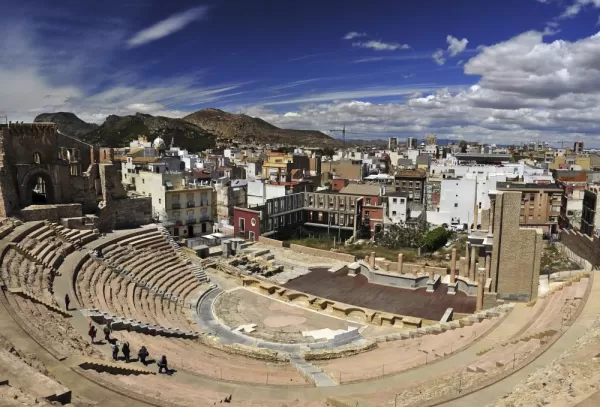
(496, 182, 563, 234)
(233, 191, 363, 240)
(393, 168, 427, 204)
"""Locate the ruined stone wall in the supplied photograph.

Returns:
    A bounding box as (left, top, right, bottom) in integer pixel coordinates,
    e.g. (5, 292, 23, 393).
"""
(55, 132, 93, 170)
(20, 204, 82, 222)
(99, 164, 127, 200)
(491, 191, 542, 301)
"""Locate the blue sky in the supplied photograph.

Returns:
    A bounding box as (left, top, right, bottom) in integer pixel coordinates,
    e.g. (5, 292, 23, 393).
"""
(2, 0, 600, 144)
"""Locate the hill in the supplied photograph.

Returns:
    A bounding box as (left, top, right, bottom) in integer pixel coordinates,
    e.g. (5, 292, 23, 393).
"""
(33, 112, 98, 137)
(183, 108, 339, 147)
(80, 113, 216, 152)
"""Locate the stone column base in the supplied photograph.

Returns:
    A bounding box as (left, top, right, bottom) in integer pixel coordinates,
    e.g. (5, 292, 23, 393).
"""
(447, 282, 458, 295)
(426, 275, 441, 292)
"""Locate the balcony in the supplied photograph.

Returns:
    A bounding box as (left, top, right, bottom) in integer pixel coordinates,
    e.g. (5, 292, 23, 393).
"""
(187, 201, 196, 208)
(171, 203, 181, 210)
(199, 200, 209, 207)
(199, 215, 212, 222)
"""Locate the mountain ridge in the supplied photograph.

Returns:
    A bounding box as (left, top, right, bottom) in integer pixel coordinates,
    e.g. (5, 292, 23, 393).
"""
(183, 108, 339, 147)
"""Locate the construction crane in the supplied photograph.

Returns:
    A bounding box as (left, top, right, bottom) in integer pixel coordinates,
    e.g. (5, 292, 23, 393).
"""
(329, 125, 371, 147)
(329, 125, 347, 147)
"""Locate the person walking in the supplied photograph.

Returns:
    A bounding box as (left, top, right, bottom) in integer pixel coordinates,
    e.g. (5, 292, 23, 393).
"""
(88, 325, 97, 344)
(138, 346, 149, 366)
(157, 355, 168, 374)
(112, 342, 119, 361)
(122, 342, 131, 363)
(103, 325, 111, 342)
(64, 294, 70, 311)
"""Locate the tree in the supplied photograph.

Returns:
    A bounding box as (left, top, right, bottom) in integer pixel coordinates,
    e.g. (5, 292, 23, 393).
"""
(374, 220, 428, 249)
(321, 147, 336, 172)
(458, 140, 467, 153)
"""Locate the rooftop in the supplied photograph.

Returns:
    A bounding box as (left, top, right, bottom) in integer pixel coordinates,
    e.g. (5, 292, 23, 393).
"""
(496, 182, 563, 191)
(339, 183, 382, 196)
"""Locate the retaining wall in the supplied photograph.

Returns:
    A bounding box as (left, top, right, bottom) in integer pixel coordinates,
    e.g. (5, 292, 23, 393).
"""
(289, 244, 356, 263)
(258, 236, 284, 248)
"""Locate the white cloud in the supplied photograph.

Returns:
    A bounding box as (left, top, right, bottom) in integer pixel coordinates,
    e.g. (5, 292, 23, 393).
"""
(259, 84, 452, 106)
(343, 31, 367, 40)
(240, 29, 600, 145)
(560, 0, 600, 18)
(126, 6, 208, 48)
(432, 49, 446, 65)
(0, 20, 245, 124)
(446, 35, 468, 56)
(352, 40, 410, 51)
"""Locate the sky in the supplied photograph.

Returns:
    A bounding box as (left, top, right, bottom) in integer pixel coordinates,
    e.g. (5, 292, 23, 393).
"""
(2, 0, 600, 145)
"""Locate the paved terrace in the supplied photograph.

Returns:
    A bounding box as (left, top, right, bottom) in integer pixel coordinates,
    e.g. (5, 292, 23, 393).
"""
(284, 268, 476, 320)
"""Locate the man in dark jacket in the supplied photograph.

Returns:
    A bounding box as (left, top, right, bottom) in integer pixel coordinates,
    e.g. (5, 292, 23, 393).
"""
(138, 346, 149, 365)
(158, 355, 168, 374)
(122, 342, 131, 363)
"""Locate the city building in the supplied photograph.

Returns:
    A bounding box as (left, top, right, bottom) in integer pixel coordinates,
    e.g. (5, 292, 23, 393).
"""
(496, 182, 563, 234)
(215, 180, 248, 226)
(233, 191, 363, 241)
(393, 168, 427, 204)
(407, 137, 418, 150)
(386, 191, 409, 223)
(388, 137, 398, 150)
(339, 183, 384, 237)
(574, 141, 584, 154)
(425, 134, 437, 145)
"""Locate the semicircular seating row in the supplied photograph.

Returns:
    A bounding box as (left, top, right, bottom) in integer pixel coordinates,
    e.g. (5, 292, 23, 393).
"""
(75, 229, 307, 385)
(0, 227, 100, 359)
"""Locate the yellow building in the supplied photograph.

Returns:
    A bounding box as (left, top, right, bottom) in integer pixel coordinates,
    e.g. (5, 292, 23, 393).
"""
(262, 152, 293, 181)
(549, 156, 591, 170)
(164, 186, 214, 238)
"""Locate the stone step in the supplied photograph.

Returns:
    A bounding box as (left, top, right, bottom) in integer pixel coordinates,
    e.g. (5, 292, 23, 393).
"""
(290, 356, 338, 387)
(73, 356, 155, 376)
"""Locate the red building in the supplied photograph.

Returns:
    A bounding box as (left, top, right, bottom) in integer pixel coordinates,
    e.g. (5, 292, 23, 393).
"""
(339, 183, 384, 237)
(331, 178, 349, 192)
(233, 207, 261, 241)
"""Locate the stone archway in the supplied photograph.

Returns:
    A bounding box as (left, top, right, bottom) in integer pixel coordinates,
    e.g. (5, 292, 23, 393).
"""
(20, 168, 55, 206)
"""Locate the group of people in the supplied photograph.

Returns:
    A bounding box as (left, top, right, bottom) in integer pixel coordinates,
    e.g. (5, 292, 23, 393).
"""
(87, 322, 168, 373)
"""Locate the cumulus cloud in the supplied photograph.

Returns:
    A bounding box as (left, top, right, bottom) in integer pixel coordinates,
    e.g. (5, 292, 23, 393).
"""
(126, 6, 208, 48)
(353, 40, 410, 51)
(240, 29, 600, 145)
(432, 49, 446, 65)
(446, 35, 468, 56)
(343, 31, 367, 40)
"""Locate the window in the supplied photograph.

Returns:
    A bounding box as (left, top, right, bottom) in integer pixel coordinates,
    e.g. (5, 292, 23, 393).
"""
(392, 211, 397, 215)
(400, 199, 405, 204)
(158, 199, 161, 204)
(239, 218, 245, 232)
(393, 198, 397, 204)
(366, 198, 371, 205)
(454, 203, 458, 207)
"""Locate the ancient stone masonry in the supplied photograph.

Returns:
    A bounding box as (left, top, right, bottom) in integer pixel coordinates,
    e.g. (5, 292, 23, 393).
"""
(489, 191, 543, 302)
(0, 123, 151, 232)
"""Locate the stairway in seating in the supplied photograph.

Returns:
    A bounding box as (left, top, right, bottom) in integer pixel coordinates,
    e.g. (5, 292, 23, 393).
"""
(157, 226, 208, 283)
(290, 354, 338, 387)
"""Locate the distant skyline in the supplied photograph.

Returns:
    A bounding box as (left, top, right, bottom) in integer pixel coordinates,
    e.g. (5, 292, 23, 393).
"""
(2, 0, 600, 144)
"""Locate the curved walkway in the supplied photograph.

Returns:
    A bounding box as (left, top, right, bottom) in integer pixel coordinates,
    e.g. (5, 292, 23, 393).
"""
(5, 223, 595, 406)
(442, 271, 600, 406)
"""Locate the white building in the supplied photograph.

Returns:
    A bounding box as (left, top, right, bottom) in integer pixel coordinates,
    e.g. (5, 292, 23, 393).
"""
(386, 192, 409, 223)
(439, 178, 477, 227)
